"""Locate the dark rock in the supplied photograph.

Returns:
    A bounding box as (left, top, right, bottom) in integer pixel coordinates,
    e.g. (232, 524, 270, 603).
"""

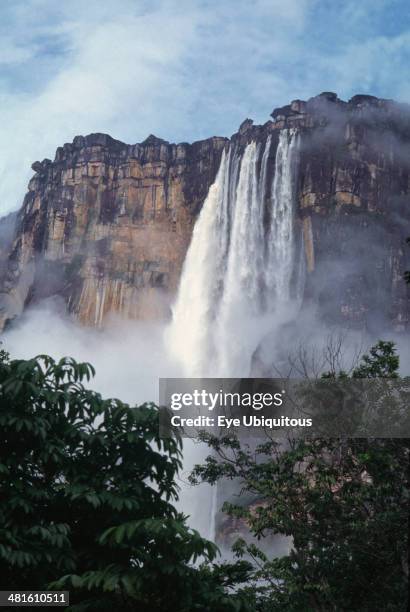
(31, 161, 43, 173)
(1, 92, 410, 332)
(290, 99, 307, 114)
(348, 94, 381, 107)
(142, 134, 169, 146)
(318, 91, 339, 102)
(31, 159, 51, 173)
(271, 104, 293, 119)
(238, 119, 254, 134)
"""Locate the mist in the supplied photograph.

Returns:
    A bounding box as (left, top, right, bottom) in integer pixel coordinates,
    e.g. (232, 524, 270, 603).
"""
(2, 267, 409, 553)
(2, 299, 217, 540)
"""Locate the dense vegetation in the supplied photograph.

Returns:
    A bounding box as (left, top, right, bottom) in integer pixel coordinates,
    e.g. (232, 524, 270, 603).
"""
(0, 342, 408, 611)
(191, 342, 409, 611)
(0, 348, 251, 611)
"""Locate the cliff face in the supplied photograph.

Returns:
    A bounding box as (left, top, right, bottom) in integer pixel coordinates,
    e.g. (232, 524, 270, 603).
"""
(0, 134, 227, 328)
(291, 93, 410, 331)
(0, 212, 17, 276)
(1, 92, 410, 331)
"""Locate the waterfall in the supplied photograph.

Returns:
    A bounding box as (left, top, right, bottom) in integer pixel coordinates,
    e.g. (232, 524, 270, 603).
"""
(266, 129, 300, 305)
(216, 141, 265, 374)
(166, 128, 302, 377)
(209, 484, 218, 541)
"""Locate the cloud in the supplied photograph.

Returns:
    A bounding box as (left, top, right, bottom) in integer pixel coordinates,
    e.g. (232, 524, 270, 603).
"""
(318, 32, 410, 100)
(0, 0, 410, 215)
(0, 37, 38, 65)
(0, 1, 203, 214)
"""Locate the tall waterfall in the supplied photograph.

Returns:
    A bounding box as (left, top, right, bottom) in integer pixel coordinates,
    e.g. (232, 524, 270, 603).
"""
(167, 128, 303, 377)
(266, 129, 300, 305)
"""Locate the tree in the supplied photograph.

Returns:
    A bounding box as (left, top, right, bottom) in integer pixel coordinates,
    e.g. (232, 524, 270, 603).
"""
(352, 340, 399, 379)
(191, 342, 409, 611)
(0, 353, 251, 611)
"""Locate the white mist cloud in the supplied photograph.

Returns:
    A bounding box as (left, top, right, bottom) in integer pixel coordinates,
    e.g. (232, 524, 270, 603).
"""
(0, 1, 203, 214)
(3, 299, 216, 538)
(3, 300, 176, 403)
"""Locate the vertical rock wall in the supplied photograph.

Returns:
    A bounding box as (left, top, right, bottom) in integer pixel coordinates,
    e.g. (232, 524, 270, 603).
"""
(0, 134, 227, 328)
(1, 93, 409, 332)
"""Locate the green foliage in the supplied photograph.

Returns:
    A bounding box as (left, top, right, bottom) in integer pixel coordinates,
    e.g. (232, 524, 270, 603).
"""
(192, 343, 409, 611)
(0, 343, 9, 365)
(0, 354, 251, 611)
(352, 340, 399, 379)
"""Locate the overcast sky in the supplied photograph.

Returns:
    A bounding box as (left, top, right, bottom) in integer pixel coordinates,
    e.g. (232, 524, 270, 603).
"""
(0, 0, 409, 215)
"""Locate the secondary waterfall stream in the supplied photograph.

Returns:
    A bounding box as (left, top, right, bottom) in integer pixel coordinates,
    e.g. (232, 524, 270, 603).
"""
(167, 128, 303, 378)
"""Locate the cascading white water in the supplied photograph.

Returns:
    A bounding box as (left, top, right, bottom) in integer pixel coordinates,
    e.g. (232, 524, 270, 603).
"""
(266, 129, 300, 305)
(209, 484, 218, 541)
(166, 128, 302, 377)
(216, 141, 265, 374)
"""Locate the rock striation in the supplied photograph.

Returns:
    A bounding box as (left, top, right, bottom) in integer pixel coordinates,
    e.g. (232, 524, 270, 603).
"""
(1, 92, 410, 331)
(0, 134, 227, 328)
